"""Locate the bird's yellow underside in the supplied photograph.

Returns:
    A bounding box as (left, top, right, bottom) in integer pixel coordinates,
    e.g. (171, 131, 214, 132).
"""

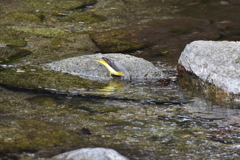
(96, 60, 124, 76)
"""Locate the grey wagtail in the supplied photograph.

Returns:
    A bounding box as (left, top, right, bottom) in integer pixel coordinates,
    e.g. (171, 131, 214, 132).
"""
(95, 57, 131, 80)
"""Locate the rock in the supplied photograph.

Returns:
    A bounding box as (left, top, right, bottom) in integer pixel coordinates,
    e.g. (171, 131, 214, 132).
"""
(44, 53, 164, 80)
(0, 119, 82, 152)
(23, 0, 97, 10)
(7, 26, 71, 37)
(7, 12, 43, 22)
(0, 33, 27, 47)
(51, 148, 129, 160)
(0, 66, 106, 94)
(178, 40, 240, 94)
(60, 34, 100, 53)
(89, 29, 149, 53)
(60, 12, 106, 23)
(0, 47, 32, 64)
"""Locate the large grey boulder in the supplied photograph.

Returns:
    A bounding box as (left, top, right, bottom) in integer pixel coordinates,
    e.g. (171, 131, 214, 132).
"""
(51, 147, 129, 160)
(178, 40, 240, 94)
(44, 53, 164, 80)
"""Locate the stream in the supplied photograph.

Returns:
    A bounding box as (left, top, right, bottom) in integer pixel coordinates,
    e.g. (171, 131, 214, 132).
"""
(0, 0, 240, 159)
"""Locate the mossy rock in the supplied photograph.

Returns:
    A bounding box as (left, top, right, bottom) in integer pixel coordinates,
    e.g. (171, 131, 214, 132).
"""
(0, 66, 106, 93)
(0, 33, 27, 47)
(7, 12, 43, 22)
(0, 119, 82, 152)
(23, 0, 97, 10)
(7, 26, 71, 37)
(90, 29, 149, 53)
(60, 12, 106, 23)
(0, 47, 32, 64)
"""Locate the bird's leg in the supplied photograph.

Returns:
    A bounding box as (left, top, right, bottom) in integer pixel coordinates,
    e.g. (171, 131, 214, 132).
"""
(109, 72, 113, 78)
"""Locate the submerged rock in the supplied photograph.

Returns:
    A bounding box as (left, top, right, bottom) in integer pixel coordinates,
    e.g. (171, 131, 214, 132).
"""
(0, 33, 27, 47)
(0, 65, 107, 96)
(90, 17, 219, 55)
(23, 0, 97, 10)
(44, 53, 164, 80)
(7, 12, 43, 22)
(7, 26, 71, 37)
(60, 11, 106, 23)
(0, 47, 32, 64)
(51, 148, 129, 160)
(90, 29, 149, 53)
(178, 40, 240, 94)
(0, 119, 82, 152)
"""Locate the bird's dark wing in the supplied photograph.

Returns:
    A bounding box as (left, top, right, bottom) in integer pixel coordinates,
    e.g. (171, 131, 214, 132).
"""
(102, 57, 121, 71)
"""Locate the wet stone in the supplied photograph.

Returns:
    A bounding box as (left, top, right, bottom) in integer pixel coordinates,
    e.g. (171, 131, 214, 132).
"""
(7, 26, 71, 37)
(0, 47, 32, 64)
(178, 40, 240, 94)
(90, 17, 220, 55)
(90, 29, 149, 53)
(0, 33, 27, 47)
(51, 147, 129, 160)
(59, 11, 106, 23)
(44, 53, 164, 80)
(26, 95, 60, 107)
(0, 66, 106, 94)
(0, 119, 82, 152)
(23, 0, 97, 11)
(7, 12, 43, 22)
(62, 34, 100, 53)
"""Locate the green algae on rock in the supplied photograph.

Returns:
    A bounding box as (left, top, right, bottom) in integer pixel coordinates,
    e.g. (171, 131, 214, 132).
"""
(7, 12, 43, 23)
(90, 29, 149, 53)
(62, 34, 100, 52)
(0, 66, 106, 94)
(0, 47, 32, 64)
(0, 33, 27, 47)
(60, 11, 106, 23)
(0, 119, 82, 152)
(23, 0, 97, 10)
(26, 95, 60, 107)
(7, 26, 71, 37)
(12, 35, 98, 66)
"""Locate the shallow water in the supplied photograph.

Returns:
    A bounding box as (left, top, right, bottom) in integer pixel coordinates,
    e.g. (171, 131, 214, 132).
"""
(1, 76, 240, 159)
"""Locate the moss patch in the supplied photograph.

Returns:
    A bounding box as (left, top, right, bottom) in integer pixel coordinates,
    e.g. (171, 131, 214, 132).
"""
(60, 11, 106, 23)
(7, 26, 71, 37)
(177, 73, 232, 106)
(0, 119, 82, 152)
(90, 29, 148, 53)
(7, 12, 43, 22)
(23, 0, 97, 10)
(0, 66, 106, 93)
(0, 48, 32, 64)
(0, 33, 27, 47)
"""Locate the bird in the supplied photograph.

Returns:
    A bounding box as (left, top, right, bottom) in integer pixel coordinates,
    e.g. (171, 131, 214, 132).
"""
(95, 57, 131, 80)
